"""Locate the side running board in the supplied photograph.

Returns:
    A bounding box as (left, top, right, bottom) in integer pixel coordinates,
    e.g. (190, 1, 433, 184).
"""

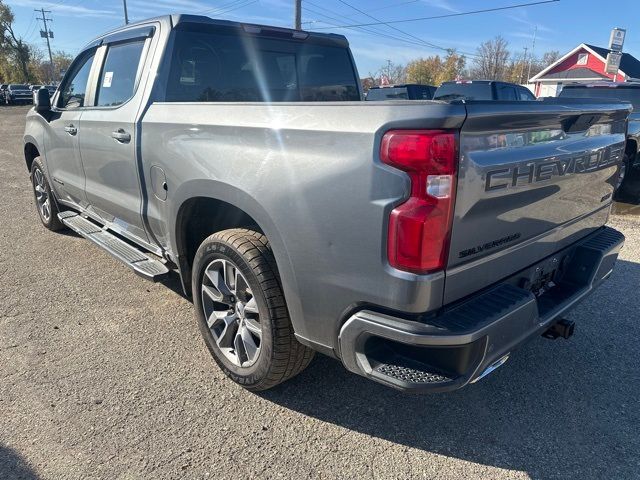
(58, 211, 169, 281)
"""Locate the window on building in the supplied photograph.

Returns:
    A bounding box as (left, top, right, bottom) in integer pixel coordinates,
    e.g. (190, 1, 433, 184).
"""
(577, 53, 588, 65)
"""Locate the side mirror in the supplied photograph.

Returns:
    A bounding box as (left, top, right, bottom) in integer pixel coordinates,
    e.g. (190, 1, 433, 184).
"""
(34, 87, 51, 113)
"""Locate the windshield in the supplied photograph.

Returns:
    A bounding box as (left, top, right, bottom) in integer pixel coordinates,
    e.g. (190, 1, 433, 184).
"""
(165, 29, 360, 102)
(559, 86, 640, 110)
(10, 84, 29, 90)
(434, 83, 493, 101)
(366, 87, 409, 101)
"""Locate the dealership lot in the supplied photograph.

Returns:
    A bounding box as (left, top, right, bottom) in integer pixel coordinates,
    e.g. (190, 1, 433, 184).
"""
(1, 105, 639, 479)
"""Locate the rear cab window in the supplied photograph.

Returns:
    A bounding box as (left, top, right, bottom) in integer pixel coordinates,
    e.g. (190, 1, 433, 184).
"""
(559, 86, 640, 110)
(518, 88, 536, 100)
(496, 84, 517, 101)
(366, 87, 409, 100)
(434, 82, 493, 101)
(164, 27, 360, 102)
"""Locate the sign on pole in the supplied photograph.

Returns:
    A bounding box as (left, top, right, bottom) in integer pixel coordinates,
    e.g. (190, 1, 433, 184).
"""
(609, 28, 626, 52)
(605, 52, 622, 74)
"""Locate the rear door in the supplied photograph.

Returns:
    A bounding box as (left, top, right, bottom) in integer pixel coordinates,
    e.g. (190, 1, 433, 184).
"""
(78, 28, 154, 243)
(444, 99, 630, 303)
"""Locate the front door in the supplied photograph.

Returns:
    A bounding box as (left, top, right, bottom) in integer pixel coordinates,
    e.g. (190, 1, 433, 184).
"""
(79, 38, 150, 242)
(45, 49, 97, 207)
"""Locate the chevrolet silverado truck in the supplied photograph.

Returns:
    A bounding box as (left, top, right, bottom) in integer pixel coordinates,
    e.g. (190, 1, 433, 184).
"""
(24, 15, 629, 393)
(559, 82, 640, 194)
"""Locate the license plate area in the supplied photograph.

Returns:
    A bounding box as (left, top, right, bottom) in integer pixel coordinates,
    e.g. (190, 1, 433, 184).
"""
(518, 254, 566, 297)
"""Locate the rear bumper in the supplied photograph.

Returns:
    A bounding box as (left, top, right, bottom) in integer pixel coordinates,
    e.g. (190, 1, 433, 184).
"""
(338, 226, 624, 393)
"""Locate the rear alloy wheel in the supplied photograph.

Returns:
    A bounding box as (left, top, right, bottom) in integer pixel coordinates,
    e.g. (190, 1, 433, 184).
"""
(201, 258, 263, 368)
(192, 228, 314, 391)
(30, 157, 64, 231)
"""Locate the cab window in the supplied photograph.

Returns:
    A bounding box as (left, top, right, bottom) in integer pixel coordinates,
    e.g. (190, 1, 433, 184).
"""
(95, 40, 146, 107)
(58, 50, 96, 109)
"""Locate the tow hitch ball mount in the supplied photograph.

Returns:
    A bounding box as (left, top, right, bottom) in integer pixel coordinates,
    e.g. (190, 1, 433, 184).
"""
(542, 318, 575, 340)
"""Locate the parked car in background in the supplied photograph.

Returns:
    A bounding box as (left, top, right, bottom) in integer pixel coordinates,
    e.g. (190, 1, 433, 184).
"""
(366, 84, 436, 100)
(24, 14, 629, 394)
(5, 84, 33, 104)
(558, 82, 640, 194)
(434, 80, 536, 101)
(0, 84, 6, 103)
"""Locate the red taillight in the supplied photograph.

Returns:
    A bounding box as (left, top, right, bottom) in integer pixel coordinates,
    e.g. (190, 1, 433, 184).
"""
(381, 130, 457, 274)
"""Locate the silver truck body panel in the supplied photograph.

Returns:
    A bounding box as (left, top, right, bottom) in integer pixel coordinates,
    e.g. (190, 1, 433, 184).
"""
(141, 101, 467, 346)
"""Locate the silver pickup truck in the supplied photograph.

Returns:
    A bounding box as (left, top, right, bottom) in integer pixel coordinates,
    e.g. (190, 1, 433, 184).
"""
(24, 15, 629, 393)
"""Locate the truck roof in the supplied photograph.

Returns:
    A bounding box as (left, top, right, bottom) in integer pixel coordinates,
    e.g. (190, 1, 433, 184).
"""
(562, 82, 640, 89)
(369, 84, 435, 89)
(84, 14, 349, 50)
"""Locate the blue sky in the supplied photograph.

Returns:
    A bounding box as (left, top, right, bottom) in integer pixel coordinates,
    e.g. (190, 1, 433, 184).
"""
(5, 0, 640, 76)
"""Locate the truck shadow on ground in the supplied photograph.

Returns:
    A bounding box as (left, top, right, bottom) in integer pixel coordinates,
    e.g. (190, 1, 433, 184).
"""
(0, 445, 40, 480)
(260, 258, 640, 480)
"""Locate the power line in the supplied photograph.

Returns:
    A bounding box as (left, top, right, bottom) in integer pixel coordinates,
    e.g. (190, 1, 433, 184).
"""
(312, 0, 560, 29)
(200, 0, 258, 16)
(304, 4, 441, 52)
(304, 1, 478, 58)
(333, 0, 475, 57)
(304, 0, 421, 23)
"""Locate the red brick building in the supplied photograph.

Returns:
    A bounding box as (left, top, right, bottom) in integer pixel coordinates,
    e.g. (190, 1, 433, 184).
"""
(530, 43, 640, 97)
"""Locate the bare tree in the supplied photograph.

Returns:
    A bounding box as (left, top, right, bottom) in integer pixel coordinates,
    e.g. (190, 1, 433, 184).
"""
(369, 60, 406, 85)
(471, 36, 510, 80)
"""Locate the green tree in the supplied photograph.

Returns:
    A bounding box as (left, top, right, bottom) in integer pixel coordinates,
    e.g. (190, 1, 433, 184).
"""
(406, 50, 466, 86)
(0, 1, 32, 82)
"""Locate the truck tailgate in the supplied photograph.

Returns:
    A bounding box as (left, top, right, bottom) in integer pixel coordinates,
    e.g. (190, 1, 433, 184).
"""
(444, 99, 630, 304)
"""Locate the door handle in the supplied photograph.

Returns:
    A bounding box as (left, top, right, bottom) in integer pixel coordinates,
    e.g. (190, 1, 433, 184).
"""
(64, 124, 77, 136)
(111, 129, 131, 143)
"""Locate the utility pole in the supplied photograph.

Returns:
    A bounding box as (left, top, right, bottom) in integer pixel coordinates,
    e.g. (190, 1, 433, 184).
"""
(123, 0, 129, 25)
(35, 8, 54, 83)
(294, 0, 301, 29)
(520, 46, 528, 84)
(526, 25, 537, 83)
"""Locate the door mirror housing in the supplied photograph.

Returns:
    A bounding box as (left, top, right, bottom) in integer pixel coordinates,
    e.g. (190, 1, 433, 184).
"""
(34, 87, 51, 113)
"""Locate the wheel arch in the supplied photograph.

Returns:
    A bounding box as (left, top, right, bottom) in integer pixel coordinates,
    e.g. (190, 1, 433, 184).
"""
(24, 140, 40, 173)
(169, 181, 300, 321)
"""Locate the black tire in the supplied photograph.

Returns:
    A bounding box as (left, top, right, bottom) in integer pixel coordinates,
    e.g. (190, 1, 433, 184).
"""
(614, 153, 630, 200)
(30, 157, 64, 231)
(192, 228, 314, 391)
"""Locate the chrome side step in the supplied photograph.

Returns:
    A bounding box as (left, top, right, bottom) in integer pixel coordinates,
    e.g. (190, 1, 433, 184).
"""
(58, 211, 169, 281)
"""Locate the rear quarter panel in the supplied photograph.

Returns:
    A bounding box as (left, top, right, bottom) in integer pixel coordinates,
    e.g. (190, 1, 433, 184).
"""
(140, 101, 466, 350)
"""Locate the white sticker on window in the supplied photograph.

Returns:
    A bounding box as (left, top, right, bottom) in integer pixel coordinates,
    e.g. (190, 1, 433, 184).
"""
(103, 71, 113, 88)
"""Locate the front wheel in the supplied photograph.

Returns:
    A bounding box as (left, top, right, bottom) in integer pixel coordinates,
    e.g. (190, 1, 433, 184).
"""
(31, 157, 64, 231)
(192, 228, 314, 391)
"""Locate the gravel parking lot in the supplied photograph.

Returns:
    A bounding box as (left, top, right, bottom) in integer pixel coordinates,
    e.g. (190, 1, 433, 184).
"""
(1, 105, 639, 480)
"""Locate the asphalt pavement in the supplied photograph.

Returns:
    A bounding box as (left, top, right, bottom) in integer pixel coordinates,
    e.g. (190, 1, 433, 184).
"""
(1, 105, 639, 479)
